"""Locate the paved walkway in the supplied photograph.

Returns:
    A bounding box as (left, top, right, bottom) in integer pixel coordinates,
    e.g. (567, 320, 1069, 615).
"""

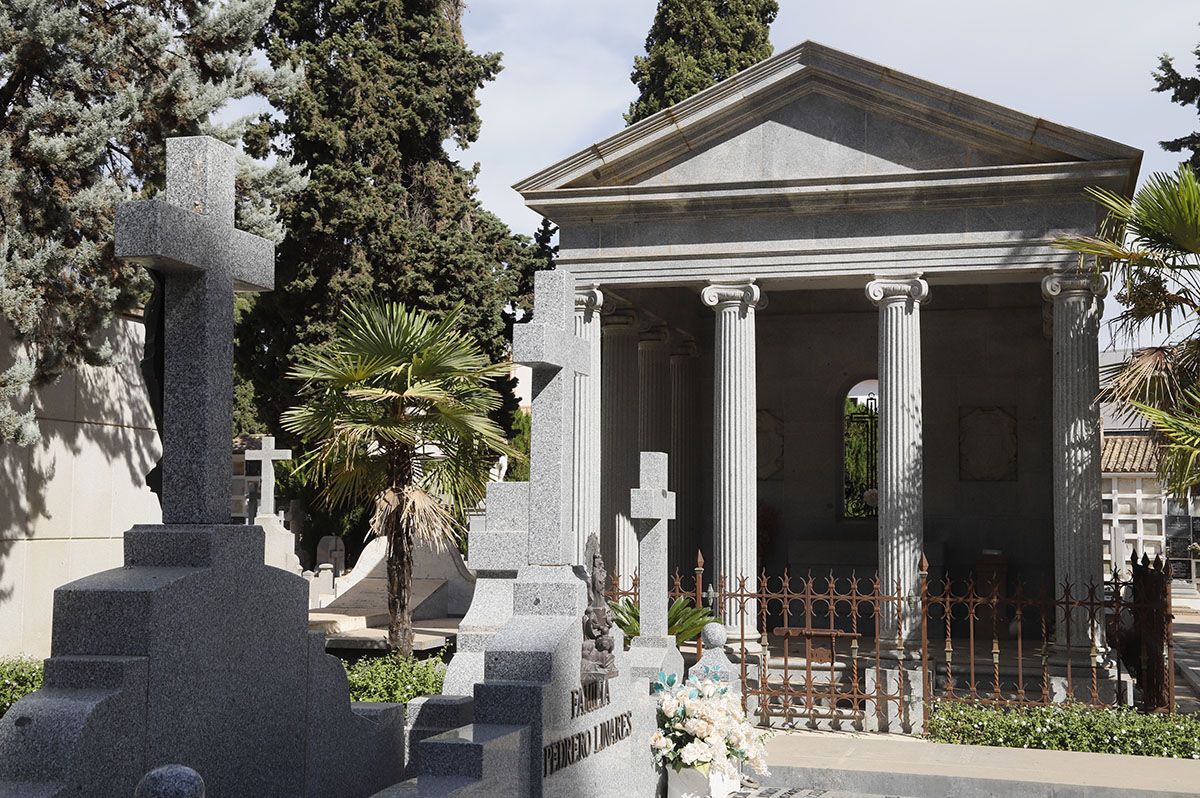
(758, 730, 1200, 797)
(1172, 602, 1200, 712)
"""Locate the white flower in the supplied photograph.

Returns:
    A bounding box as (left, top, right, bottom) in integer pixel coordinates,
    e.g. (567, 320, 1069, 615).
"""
(679, 740, 713, 766)
(650, 731, 673, 751)
(683, 718, 712, 739)
(660, 695, 679, 717)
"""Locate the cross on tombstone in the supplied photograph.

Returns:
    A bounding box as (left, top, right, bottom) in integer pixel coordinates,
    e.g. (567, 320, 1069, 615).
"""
(115, 137, 274, 524)
(244, 436, 292, 518)
(512, 270, 590, 565)
(630, 451, 676, 640)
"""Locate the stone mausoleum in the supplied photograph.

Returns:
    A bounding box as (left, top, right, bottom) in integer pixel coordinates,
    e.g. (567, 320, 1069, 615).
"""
(515, 42, 1142, 630)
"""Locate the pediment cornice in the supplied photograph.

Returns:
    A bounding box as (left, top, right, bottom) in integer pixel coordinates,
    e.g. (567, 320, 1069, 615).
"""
(514, 41, 1141, 197)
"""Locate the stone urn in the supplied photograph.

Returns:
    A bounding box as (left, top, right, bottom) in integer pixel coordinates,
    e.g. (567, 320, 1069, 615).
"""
(666, 767, 740, 798)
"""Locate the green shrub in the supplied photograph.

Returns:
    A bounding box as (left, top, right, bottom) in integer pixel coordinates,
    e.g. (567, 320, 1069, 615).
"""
(609, 597, 717, 645)
(927, 700, 1200, 758)
(0, 658, 43, 720)
(344, 653, 445, 704)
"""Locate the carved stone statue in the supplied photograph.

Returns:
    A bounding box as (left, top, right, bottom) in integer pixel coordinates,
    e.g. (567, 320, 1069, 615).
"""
(581, 534, 618, 684)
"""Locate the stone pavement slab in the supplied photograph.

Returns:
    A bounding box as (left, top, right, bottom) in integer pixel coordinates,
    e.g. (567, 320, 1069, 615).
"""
(759, 730, 1200, 798)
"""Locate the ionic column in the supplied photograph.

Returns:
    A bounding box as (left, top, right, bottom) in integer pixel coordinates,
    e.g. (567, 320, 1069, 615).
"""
(1043, 272, 1107, 647)
(866, 275, 929, 643)
(669, 340, 700, 575)
(702, 282, 765, 632)
(639, 324, 671, 456)
(601, 308, 641, 589)
(572, 286, 604, 565)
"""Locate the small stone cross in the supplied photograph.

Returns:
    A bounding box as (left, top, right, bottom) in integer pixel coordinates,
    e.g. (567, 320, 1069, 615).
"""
(244, 436, 292, 518)
(630, 451, 676, 640)
(116, 137, 274, 524)
(512, 270, 590, 565)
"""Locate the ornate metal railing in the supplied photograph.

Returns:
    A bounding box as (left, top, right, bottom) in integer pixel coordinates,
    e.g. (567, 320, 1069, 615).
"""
(611, 551, 1174, 733)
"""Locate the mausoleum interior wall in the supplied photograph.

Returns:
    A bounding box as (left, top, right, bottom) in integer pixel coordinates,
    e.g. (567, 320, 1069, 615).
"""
(751, 282, 1052, 589)
(0, 317, 162, 657)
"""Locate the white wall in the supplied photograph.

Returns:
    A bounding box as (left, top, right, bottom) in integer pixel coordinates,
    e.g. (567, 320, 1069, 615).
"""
(0, 317, 162, 658)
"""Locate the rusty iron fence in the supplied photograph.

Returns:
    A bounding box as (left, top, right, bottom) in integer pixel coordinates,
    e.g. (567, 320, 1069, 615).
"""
(610, 551, 1174, 733)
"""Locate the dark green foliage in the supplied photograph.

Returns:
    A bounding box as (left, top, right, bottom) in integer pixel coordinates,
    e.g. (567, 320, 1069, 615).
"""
(237, 0, 542, 449)
(1154, 39, 1200, 168)
(504, 409, 532, 482)
(927, 701, 1200, 758)
(609, 597, 717, 645)
(843, 397, 876, 518)
(626, 0, 778, 125)
(0, 657, 43, 719)
(344, 653, 446, 704)
(0, 0, 286, 444)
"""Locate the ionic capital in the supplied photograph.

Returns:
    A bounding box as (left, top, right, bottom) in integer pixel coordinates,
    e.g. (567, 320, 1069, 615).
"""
(574, 286, 604, 316)
(671, 337, 700, 359)
(601, 307, 639, 336)
(638, 322, 670, 346)
(1041, 272, 1107, 303)
(865, 276, 929, 306)
(701, 281, 766, 313)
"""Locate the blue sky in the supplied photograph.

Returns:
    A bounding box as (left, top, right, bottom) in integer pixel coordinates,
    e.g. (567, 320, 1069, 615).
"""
(457, 1, 1200, 348)
(460, 1, 1199, 234)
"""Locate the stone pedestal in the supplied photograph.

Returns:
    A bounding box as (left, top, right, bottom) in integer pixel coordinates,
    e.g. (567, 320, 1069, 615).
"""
(867, 276, 928, 640)
(669, 340, 700, 575)
(0, 526, 406, 797)
(702, 282, 765, 632)
(1043, 272, 1107, 646)
(572, 288, 604, 566)
(601, 309, 641, 589)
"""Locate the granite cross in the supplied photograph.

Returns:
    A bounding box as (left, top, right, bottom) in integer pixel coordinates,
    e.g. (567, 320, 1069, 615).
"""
(512, 270, 590, 565)
(115, 137, 275, 524)
(244, 436, 292, 518)
(630, 451, 676, 640)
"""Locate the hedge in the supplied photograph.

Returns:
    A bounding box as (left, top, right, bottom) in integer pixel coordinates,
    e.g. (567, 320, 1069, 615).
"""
(344, 653, 445, 704)
(0, 658, 43, 720)
(926, 700, 1200, 758)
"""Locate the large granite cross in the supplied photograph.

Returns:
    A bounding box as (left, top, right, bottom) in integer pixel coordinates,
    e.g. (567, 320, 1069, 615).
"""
(630, 452, 676, 640)
(245, 436, 292, 518)
(512, 270, 590, 565)
(116, 137, 275, 524)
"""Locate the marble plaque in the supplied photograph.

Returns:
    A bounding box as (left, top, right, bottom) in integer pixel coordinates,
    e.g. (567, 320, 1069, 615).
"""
(959, 407, 1017, 481)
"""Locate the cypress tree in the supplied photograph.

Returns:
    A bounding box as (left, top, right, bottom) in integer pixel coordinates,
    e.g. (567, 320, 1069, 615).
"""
(239, 0, 540, 442)
(626, 0, 779, 125)
(1154, 40, 1200, 168)
(0, 0, 291, 444)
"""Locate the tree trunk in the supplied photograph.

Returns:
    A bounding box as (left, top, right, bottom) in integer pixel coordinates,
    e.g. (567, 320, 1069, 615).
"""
(387, 522, 415, 656)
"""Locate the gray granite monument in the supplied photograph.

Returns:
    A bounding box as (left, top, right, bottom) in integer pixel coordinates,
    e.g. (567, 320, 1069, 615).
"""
(0, 137, 407, 798)
(408, 271, 660, 798)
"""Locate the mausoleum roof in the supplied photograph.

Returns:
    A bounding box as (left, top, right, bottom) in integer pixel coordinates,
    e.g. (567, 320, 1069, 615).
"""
(516, 42, 1142, 287)
(517, 41, 1140, 197)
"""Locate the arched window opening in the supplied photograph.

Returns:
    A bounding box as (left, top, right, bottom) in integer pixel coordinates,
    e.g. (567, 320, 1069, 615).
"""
(844, 380, 878, 518)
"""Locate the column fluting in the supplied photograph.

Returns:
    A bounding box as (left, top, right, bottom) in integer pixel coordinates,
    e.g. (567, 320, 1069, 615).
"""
(702, 282, 765, 633)
(866, 275, 929, 643)
(572, 286, 604, 565)
(601, 308, 641, 589)
(1043, 272, 1107, 647)
(670, 339, 700, 576)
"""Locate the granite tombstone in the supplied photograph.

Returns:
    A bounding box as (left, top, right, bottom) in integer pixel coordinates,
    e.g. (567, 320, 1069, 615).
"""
(0, 137, 407, 798)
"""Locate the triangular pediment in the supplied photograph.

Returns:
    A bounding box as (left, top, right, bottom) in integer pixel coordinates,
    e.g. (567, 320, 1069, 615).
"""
(515, 41, 1140, 195)
(625, 88, 1019, 187)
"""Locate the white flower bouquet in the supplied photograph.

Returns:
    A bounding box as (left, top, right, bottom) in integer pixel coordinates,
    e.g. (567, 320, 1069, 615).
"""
(649, 669, 769, 784)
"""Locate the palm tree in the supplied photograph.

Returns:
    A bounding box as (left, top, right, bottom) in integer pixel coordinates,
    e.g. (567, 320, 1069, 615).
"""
(283, 299, 517, 654)
(1056, 164, 1200, 491)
